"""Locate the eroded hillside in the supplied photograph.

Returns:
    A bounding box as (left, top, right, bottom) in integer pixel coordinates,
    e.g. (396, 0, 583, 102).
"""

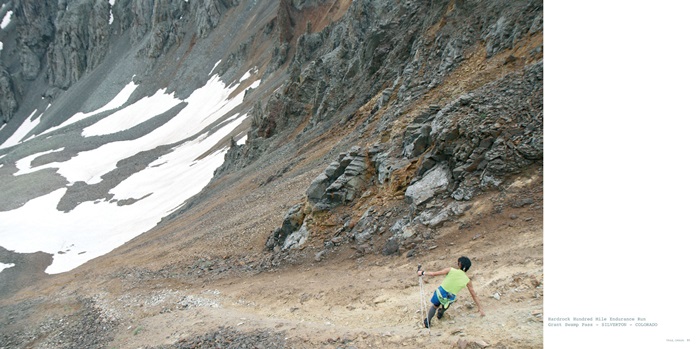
(1, 0, 543, 348)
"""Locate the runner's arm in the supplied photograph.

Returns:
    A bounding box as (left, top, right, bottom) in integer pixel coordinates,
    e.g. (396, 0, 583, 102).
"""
(467, 280, 486, 316)
(417, 267, 451, 277)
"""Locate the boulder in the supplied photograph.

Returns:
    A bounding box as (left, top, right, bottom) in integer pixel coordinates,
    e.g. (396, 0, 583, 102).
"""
(351, 207, 377, 244)
(405, 164, 451, 206)
(307, 147, 370, 211)
(306, 173, 331, 203)
(282, 222, 309, 250)
(265, 203, 305, 250)
(382, 237, 399, 256)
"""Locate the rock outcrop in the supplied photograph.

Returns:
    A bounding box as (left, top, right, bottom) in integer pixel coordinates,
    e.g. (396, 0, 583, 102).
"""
(306, 145, 369, 211)
(0, 67, 17, 123)
(254, 0, 544, 254)
(266, 59, 543, 253)
(220, 0, 543, 171)
(0, 0, 241, 125)
(13, 0, 57, 81)
(47, 0, 111, 89)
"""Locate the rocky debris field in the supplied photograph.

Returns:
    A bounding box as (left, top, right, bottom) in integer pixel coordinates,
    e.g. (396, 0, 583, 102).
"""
(146, 328, 287, 349)
(0, 298, 117, 349)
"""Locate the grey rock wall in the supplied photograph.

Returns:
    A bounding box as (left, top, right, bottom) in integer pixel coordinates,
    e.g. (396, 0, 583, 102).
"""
(231, 0, 544, 253)
(0, 0, 241, 125)
(306, 146, 369, 211)
(47, 0, 111, 89)
(13, 0, 57, 80)
(0, 67, 17, 123)
(265, 61, 543, 251)
(227, 0, 543, 171)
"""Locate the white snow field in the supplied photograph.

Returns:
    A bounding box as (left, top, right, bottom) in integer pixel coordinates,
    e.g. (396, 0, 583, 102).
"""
(0, 262, 14, 272)
(0, 109, 41, 149)
(0, 72, 259, 274)
(39, 80, 139, 137)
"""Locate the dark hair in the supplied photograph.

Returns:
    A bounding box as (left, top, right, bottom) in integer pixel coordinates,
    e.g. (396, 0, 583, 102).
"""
(458, 256, 471, 271)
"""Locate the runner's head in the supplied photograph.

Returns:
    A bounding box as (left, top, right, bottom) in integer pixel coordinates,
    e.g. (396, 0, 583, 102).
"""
(458, 256, 471, 272)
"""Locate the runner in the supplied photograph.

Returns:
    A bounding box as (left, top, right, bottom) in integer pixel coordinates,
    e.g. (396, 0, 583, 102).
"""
(418, 256, 486, 327)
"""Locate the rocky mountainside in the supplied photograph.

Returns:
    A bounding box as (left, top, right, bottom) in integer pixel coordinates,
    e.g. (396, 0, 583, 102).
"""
(217, 0, 543, 267)
(1, 0, 543, 348)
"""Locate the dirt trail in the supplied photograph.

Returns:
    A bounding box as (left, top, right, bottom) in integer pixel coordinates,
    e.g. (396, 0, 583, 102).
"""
(73, 199, 543, 349)
(0, 186, 542, 349)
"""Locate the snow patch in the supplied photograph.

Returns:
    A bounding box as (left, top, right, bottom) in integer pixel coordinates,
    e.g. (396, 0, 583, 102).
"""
(50, 76, 245, 185)
(82, 88, 179, 137)
(0, 110, 40, 149)
(40, 81, 139, 136)
(209, 60, 221, 76)
(1, 10, 12, 29)
(249, 79, 261, 89)
(239, 70, 252, 81)
(0, 262, 15, 272)
(0, 73, 260, 274)
(14, 148, 65, 176)
(109, 0, 115, 24)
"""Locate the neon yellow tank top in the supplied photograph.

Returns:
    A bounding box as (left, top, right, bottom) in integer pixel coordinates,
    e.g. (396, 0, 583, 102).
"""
(440, 268, 469, 294)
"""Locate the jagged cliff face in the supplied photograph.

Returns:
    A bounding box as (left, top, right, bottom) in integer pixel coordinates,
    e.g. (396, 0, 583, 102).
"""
(0, 0, 245, 124)
(47, 0, 110, 88)
(212, 0, 544, 257)
(251, 0, 542, 140)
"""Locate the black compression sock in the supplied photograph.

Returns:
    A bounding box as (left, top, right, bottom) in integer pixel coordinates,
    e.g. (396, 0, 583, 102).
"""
(427, 306, 437, 323)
